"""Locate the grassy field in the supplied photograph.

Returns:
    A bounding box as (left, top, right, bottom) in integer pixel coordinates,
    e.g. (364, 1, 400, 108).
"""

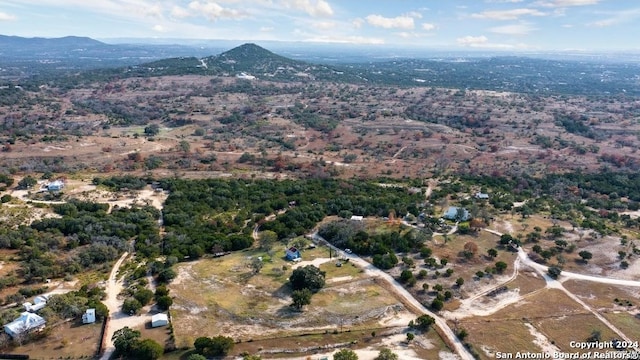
(458, 288, 618, 359)
(562, 280, 639, 309)
(7, 320, 102, 359)
(169, 247, 417, 354)
(603, 312, 640, 341)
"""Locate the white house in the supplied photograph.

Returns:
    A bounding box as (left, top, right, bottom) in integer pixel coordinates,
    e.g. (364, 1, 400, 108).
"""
(151, 313, 169, 328)
(236, 72, 256, 80)
(47, 180, 64, 192)
(4, 312, 46, 338)
(474, 192, 489, 200)
(350, 215, 364, 221)
(82, 308, 96, 324)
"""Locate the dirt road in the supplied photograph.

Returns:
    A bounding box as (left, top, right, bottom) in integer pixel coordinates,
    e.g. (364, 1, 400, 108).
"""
(485, 229, 640, 349)
(312, 233, 474, 360)
(99, 252, 154, 360)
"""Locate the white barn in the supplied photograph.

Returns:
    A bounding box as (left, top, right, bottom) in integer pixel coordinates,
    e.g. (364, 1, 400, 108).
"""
(151, 313, 169, 328)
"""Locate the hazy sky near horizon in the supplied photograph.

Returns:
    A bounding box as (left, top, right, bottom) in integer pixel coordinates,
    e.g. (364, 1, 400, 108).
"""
(0, 0, 638, 51)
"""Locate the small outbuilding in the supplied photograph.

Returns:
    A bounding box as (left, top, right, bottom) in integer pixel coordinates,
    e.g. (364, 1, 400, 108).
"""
(474, 192, 489, 200)
(285, 247, 301, 261)
(82, 308, 96, 324)
(151, 313, 169, 328)
(350, 215, 364, 221)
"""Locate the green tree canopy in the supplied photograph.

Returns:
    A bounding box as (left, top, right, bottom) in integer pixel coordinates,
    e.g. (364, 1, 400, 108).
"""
(112, 327, 141, 357)
(334, 348, 358, 360)
(289, 265, 326, 292)
(374, 348, 398, 360)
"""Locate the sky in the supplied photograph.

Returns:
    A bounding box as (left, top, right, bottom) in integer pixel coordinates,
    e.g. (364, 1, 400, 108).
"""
(0, 0, 639, 51)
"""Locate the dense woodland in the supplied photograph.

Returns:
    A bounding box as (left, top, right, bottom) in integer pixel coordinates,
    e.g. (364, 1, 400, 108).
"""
(154, 177, 423, 258)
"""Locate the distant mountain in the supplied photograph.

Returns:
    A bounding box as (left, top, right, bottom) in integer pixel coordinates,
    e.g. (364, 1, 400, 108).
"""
(0, 35, 225, 78)
(134, 43, 360, 82)
(207, 43, 302, 72)
(0, 35, 108, 57)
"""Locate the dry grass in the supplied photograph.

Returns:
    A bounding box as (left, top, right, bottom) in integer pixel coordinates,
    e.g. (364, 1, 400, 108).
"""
(562, 280, 640, 309)
(602, 312, 640, 340)
(7, 320, 102, 359)
(169, 250, 415, 352)
(458, 288, 618, 358)
(134, 321, 173, 352)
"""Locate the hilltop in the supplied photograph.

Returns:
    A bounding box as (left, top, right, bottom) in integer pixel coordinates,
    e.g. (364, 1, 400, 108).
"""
(133, 43, 353, 82)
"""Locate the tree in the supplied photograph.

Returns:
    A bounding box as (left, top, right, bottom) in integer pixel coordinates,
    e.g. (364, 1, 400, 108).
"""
(431, 298, 444, 311)
(178, 140, 191, 153)
(156, 295, 173, 310)
(187, 355, 207, 360)
(547, 266, 562, 279)
(291, 288, 312, 310)
(487, 248, 498, 258)
(249, 257, 264, 275)
(462, 241, 478, 259)
(112, 327, 141, 357)
(334, 348, 358, 360)
(18, 176, 37, 189)
(290, 265, 326, 292)
(578, 251, 593, 263)
(495, 261, 508, 274)
(243, 355, 262, 360)
(122, 298, 142, 314)
(194, 336, 234, 356)
(259, 230, 278, 251)
(374, 348, 399, 360)
(134, 289, 154, 305)
(134, 338, 164, 360)
(413, 314, 435, 331)
(399, 269, 414, 283)
(455, 277, 465, 287)
(406, 332, 415, 343)
(144, 124, 160, 136)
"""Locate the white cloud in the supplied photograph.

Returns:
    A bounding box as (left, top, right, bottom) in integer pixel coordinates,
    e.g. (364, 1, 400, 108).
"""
(366, 14, 414, 29)
(152, 24, 166, 32)
(486, 0, 524, 3)
(490, 23, 536, 35)
(352, 18, 364, 29)
(311, 20, 335, 30)
(457, 35, 489, 46)
(534, 0, 598, 7)
(422, 22, 436, 31)
(0, 11, 16, 21)
(472, 8, 546, 20)
(260, 26, 274, 32)
(188, 1, 247, 21)
(405, 11, 422, 19)
(456, 35, 526, 49)
(588, 8, 640, 28)
(280, 0, 333, 17)
(304, 34, 384, 44)
(171, 6, 190, 19)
